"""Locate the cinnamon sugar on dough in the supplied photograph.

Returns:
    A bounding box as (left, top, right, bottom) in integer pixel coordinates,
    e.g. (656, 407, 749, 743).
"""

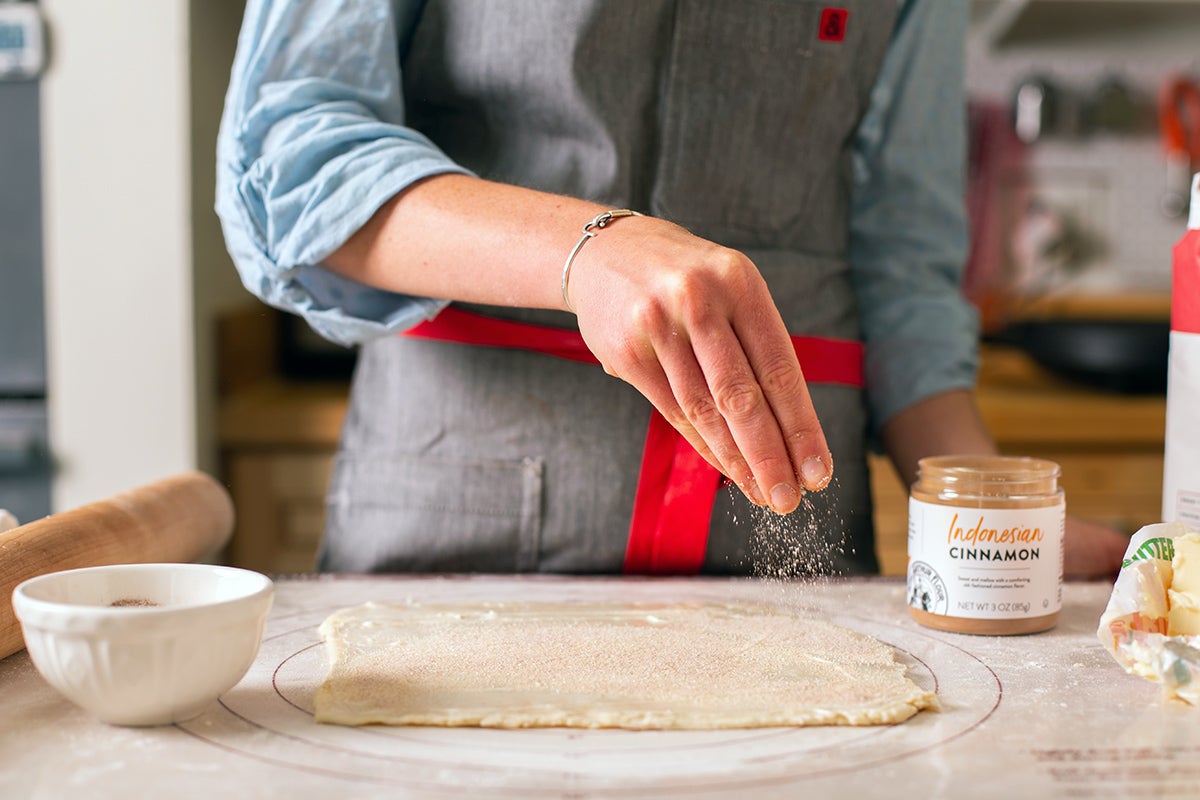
(314, 601, 937, 729)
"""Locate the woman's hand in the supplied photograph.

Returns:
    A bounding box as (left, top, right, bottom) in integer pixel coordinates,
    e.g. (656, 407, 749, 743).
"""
(1064, 515, 1127, 579)
(565, 215, 832, 514)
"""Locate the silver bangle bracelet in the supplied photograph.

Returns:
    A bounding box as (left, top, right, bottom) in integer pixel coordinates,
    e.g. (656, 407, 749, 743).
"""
(560, 209, 643, 312)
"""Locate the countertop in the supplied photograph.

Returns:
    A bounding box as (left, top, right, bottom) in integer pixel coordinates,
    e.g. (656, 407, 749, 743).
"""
(3, 575, 1198, 799)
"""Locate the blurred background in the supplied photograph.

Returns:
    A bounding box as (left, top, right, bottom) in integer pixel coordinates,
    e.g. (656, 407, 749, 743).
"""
(0, 0, 1192, 574)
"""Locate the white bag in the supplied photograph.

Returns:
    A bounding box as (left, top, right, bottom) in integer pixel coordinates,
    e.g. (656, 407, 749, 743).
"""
(1163, 174, 1200, 524)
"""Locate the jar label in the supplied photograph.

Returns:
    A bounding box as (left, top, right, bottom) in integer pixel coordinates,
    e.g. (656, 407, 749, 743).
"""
(906, 498, 1064, 619)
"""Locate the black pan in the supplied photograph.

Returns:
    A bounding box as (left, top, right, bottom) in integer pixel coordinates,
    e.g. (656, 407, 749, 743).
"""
(985, 318, 1170, 395)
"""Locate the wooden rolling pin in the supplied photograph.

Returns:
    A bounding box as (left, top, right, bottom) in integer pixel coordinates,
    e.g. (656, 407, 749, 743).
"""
(0, 471, 235, 660)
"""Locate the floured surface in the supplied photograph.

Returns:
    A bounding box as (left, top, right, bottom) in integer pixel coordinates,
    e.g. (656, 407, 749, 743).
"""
(314, 601, 937, 729)
(10, 579, 1173, 800)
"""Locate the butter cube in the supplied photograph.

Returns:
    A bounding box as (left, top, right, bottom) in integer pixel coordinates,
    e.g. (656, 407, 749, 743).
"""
(1169, 533, 1200, 636)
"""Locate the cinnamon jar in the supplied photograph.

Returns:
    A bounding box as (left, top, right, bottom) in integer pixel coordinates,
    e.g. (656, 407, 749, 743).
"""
(906, 455, 1064, 635)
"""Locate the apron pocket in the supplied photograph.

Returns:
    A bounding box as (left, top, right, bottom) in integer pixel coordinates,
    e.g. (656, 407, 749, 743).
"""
(321, 454, 544, 573)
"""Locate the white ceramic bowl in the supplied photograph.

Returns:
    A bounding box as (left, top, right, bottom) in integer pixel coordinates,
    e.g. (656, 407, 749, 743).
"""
(12, 563, 273, 726)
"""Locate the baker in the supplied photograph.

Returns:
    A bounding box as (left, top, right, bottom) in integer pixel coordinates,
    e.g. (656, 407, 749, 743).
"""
(217, 0, 1126, 577)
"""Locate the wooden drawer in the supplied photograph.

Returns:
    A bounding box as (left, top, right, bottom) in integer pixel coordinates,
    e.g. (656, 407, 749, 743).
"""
(224, 450, 334, 574)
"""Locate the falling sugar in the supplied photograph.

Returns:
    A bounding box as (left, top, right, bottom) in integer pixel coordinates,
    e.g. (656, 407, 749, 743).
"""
(723, 477, 859, 618)
(727, 475, 852, 584)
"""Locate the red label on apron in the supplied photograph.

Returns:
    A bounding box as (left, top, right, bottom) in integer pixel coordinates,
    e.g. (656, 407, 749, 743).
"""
(818, 8, 849, 42)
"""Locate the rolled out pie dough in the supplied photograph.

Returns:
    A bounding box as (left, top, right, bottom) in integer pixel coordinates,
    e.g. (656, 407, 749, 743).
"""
(314, 601, 937, 729)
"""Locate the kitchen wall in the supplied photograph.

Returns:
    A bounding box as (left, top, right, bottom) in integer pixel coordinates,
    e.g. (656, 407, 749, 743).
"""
(40, 0, 245, 511)
(966, 1, 1200, 298)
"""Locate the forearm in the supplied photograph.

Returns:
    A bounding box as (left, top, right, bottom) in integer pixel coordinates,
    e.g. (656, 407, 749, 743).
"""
(879, 389, 997, 488)
(324, 173, 612, 310)
(848, 1, 975, 434)
(324, 172, 836, 513)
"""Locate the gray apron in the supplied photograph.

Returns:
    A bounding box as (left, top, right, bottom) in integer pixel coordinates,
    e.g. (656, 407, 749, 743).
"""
(320, 0, 898, 575)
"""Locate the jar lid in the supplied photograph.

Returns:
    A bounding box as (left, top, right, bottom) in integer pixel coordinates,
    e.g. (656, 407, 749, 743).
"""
(916, 455, 1061, 498)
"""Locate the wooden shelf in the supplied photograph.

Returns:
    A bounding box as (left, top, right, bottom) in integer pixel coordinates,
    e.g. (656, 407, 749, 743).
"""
(218, 378, 348, 448)
(974, 345, 1166, 447)
(971, 0, 1200, 49)
(1005, 291, 1170, 322)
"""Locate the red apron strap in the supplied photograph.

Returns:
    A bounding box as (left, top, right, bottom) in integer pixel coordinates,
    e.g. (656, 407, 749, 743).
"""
(404, 306, 864, 575)
(407, 306, 600, 364)
(623, 411, 722, 574)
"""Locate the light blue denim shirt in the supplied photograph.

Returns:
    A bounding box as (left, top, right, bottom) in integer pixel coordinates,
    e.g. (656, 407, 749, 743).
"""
(216, 0, 978, 431)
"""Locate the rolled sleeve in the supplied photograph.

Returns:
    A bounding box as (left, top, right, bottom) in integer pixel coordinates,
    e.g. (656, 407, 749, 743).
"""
(216, 0, 471, 346)
(848, 0, 979, 433)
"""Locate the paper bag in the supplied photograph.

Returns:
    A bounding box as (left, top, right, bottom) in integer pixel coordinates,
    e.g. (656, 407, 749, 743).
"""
(1162, 174, 1200, 525)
